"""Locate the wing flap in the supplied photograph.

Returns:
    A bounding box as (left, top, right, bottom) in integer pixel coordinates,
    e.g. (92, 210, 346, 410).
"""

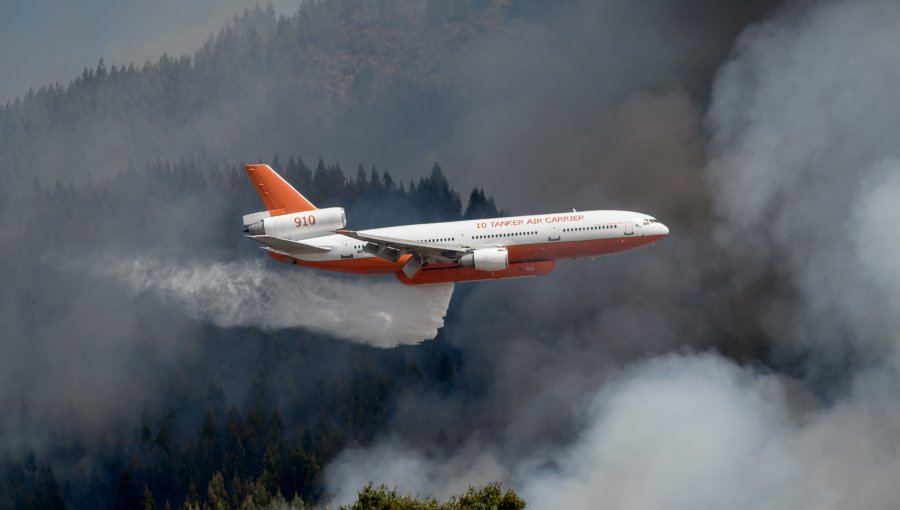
(336, 229, 467, 261)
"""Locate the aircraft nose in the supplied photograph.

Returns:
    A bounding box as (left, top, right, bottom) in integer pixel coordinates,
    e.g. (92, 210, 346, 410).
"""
(647, 221, 669, 237)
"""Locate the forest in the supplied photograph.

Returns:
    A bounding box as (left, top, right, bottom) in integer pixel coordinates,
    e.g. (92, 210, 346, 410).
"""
(3, 0, 843, 508)
(0, 0, 539, 195)
(0, 155, 506, 509)
(0, 3, 526, 507)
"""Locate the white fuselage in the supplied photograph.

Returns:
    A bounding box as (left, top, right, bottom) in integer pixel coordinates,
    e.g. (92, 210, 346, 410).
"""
(296, 209, 668, 262)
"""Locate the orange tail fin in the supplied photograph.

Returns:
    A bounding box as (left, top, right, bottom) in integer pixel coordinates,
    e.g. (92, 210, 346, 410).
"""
(244, 163, 317, 215)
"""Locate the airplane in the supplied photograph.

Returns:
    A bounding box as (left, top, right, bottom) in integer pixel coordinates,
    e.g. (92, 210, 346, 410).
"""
(241, 163, 669, 285)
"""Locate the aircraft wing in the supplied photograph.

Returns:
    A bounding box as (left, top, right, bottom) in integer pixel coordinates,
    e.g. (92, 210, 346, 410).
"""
(247, 235, 331, 255)
(336, 229, 468, 278)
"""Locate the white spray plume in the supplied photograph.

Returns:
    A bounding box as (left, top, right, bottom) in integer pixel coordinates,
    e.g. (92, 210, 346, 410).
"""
(100, 257, 453, 346)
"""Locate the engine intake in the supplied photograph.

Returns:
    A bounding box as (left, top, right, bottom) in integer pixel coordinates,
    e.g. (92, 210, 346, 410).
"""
(244, 207, 346, 240)
(460, 247, 509, 272)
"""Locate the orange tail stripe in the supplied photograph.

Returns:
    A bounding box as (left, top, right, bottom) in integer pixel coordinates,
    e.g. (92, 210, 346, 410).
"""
(245, 164, 317, 215)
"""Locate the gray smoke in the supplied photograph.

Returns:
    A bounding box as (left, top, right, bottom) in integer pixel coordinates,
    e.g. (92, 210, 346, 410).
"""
(707, 0, 900, 369)
(323, 0, 900, 507)
(441, 0, 771, 213)
(100, 257, 453, 347)
(14, 0, 900, 506)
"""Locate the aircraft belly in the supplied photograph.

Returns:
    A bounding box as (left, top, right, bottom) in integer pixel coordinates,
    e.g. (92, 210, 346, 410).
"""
(508, 236, 664, 261)
(269, 235, 666, 279)
(396, 261, 556, 285)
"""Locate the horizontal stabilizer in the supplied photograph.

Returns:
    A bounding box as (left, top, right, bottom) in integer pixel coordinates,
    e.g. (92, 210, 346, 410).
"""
(242, 210, 271, 226)
(247, 235, 331, 255)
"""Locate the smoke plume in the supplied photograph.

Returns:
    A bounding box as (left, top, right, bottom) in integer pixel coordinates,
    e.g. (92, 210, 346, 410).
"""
(12, 0, 900, 507)
(323, 0, 900, 507)
(327, 352, 900, 509)
(707, 0, 900, 370)
(100, 257, 453, 347)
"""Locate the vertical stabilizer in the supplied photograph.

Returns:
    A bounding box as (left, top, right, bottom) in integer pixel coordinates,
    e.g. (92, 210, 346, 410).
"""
(244, 164, 317, 215)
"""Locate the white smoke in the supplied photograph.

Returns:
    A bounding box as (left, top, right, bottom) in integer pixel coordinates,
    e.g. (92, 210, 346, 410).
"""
(324, 0, 900, 507)
(854, 160, 900, 306)
(707, 0, 900, 361)
(325, 442, 511, 505)
(100, 257, 454, 347)
(325, 353, 900, 510)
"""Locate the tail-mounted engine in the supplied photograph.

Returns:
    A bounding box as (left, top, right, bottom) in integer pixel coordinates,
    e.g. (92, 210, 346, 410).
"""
(244, 207, 346, 240)
(460, 247, 509, 272)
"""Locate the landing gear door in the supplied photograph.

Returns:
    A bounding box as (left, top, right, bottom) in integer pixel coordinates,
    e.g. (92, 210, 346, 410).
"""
(624, 218, 635, 236)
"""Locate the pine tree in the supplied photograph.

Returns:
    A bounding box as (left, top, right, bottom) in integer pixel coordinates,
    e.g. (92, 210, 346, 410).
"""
(196, 411, 220, 484)
(143, 483, 156, 510)
(224, 408, 248, 478)
(383, 171, 396, 192)
(463, 187, 498, 219)
(115, 468, 137, 510)
(355, 163, 368, 195)
(207, 472, 228, 510)
(33, 465, 66, 510)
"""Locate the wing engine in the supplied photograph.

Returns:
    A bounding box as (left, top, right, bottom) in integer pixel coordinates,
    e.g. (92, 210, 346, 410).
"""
(459, 248, 509, 271)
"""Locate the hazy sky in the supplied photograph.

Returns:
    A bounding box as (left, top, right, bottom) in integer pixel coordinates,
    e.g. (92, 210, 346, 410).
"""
(0, 0, 299, 103)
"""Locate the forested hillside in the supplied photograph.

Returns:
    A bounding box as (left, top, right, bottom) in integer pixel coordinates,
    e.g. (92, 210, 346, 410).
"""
(0, 0, 794, 508)
(0, 0, 524, 193)
(0, 3, 517, 507)
(0, 155, 499, 509)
